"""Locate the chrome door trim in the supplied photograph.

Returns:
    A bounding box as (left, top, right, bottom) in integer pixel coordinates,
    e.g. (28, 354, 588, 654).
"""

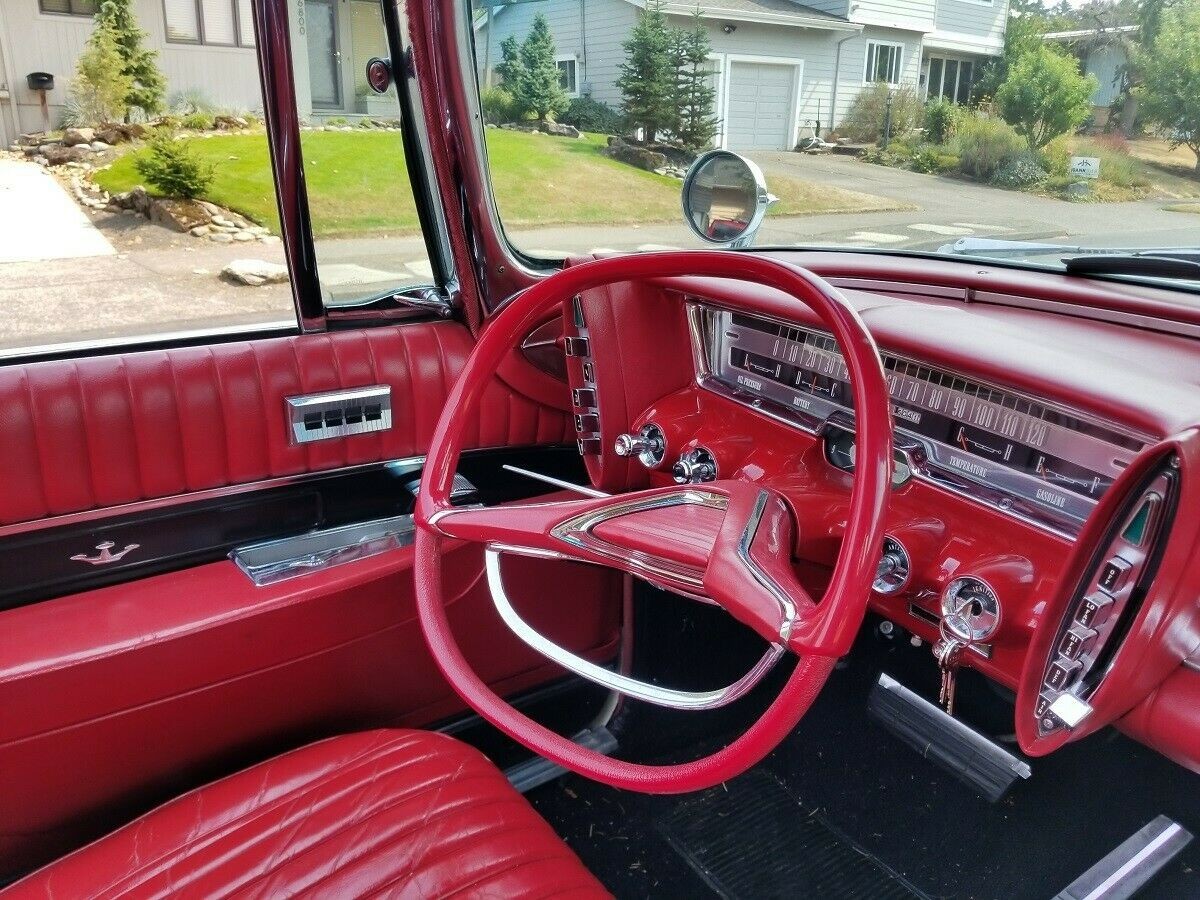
(485, 545, 785, 710)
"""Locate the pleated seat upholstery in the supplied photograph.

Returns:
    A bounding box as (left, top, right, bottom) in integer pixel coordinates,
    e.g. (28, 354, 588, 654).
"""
(4, 729, 608, 899)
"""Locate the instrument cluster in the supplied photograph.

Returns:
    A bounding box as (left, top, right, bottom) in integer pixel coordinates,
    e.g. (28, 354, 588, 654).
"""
(694, 305, 1148, 537)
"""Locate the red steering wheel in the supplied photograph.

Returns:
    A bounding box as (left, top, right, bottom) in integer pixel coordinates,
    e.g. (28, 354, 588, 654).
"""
(415, 252, 892, 793)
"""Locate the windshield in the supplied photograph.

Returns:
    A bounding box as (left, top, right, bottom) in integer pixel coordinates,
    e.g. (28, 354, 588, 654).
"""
(468, 0, 1199, 278)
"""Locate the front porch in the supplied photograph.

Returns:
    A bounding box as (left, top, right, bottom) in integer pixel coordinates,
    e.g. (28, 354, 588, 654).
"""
(291, 0, 399, 122)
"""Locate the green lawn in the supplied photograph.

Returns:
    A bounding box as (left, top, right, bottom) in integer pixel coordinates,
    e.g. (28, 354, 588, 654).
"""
(94, 129, 902, 237)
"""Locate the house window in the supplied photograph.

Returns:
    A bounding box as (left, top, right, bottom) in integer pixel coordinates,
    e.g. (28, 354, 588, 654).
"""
(865, 41, 904, 86)
(39, 0, 97, 15)
(927, 56, 974, 103)
(556, 55, 579, 97)
(164, 0, 256, 47)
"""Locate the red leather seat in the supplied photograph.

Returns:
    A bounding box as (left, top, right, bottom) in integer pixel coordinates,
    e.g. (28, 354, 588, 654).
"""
(4, 730, 608, 899)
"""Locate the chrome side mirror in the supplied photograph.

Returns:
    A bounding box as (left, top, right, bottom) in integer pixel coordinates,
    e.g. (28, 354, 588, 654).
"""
(681, 150, 776, 249)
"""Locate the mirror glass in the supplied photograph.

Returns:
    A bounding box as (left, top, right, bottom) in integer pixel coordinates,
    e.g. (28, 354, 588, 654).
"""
(682, 151, 764, 245)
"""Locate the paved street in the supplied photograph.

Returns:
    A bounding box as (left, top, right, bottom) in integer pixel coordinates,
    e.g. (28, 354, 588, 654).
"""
(1, 151, 1197, 351)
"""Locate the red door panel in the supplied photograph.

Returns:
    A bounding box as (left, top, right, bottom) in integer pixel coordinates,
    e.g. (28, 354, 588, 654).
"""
(0, 322, 572, 528)
(0, 544, 619, 874)
(0, 322, 617, 878)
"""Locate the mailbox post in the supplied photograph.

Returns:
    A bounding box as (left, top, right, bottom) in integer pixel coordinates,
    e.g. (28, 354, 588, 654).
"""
(26, 72, 55, 134)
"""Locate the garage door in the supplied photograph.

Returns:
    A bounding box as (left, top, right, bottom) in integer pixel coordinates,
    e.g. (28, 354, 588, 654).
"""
(725, 61, 797, 151)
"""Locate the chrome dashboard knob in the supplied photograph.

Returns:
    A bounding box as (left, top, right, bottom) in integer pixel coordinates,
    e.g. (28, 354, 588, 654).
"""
(614, 424, 667, 468)
(614, 434, 652, 457)
(672, 447, 717, 484)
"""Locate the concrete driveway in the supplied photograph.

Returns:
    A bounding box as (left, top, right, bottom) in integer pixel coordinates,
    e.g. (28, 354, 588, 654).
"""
(745, 152, 1200, 252)
(0, 159, 115, 264)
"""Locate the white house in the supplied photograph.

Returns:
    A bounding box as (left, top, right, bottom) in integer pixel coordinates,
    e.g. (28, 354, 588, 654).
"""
(0, 0, 397, 148)
(1043, 24, 1137, 129)
(476, 0, 1010, 150)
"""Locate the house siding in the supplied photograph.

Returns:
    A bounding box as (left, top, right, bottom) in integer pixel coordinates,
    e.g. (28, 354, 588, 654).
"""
(0, 0, 262, 137)
(926, 0, 1007, 55)
(850, 0, 935, 34)
(476, 3, 930, 145)
(476, 0, 637, 109)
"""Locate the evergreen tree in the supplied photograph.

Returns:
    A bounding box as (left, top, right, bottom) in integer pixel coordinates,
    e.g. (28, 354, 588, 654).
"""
(69, 21, 134, 125)
(669, 10, 718, 152)
(95, 0, 166, 119)
(616, 0, 675, 140)
(517, 15, 569, 122)
(496, 35, 524, 90)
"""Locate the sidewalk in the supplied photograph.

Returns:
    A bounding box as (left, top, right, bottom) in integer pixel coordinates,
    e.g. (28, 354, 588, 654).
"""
(0, 160, 115, 264)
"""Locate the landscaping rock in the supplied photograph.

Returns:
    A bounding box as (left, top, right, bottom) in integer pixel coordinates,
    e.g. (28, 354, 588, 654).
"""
(190, 225, 211, 237)
(148, 197, 211, 232)
(601, 137, 667, 172)
(211, 215, 234, 228)
(539, 122, 581, 138)
(213, 114, 250, 130)
(209, 232, 234, 243)
(62, 127, 96, 147)
(89, 141, 112, 152)
(1066, 181, 1092, 199)
(43, 145, 90, 166)
(96, 123, 145, 145)
(233, 232, 254, 242)
(222, 259, 290, 286)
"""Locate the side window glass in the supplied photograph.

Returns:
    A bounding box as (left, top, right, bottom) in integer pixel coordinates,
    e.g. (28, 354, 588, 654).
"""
(288, 0, 435, 307)
(1, 0, 292, 354)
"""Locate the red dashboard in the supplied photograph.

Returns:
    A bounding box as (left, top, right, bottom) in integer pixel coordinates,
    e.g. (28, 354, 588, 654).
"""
(564, 251, 1200, 774)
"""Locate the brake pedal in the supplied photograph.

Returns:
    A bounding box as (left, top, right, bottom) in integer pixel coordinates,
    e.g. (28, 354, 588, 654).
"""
(504, 726, 617, 793)
(868, 672, 1031, 802)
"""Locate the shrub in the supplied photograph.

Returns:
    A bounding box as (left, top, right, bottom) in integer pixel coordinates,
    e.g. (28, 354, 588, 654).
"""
(841, 83, 923, 144)
(133, 129, 215, 199)
(996, 45, 1096, 148)
(480, 86, 517, 125)
(68, 22, 133, 126)
(909, 145, 947, 174)
(991, 151, 1047, 187)
(1040, 134, 1071, 177)
(180, 111, 213, 131)
(559, 96, 623, 133)
(169, 87, 215, 115)
(924, 98, 959, 144)
(951, 113, 1028, 181)
(326, 116, 349, 126)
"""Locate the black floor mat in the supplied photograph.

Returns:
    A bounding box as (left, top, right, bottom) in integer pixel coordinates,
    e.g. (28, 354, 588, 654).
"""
(527, 591, 1200, 898)
(657, 770, 927, 899)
